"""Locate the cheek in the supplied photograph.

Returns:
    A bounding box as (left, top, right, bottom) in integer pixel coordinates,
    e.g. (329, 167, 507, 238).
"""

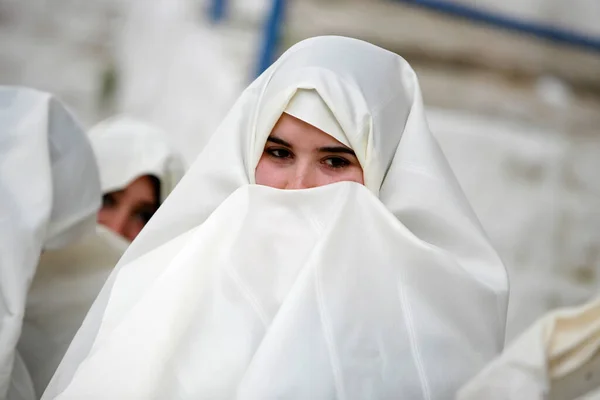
(97, 207, 113, 223)
(317, 166, 365, 186)
(255, 155, 288, 189)
(125, 221, 145, 241)
(349, 167, 365, 185)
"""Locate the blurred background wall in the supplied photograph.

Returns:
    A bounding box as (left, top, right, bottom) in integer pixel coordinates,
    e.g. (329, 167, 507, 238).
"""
(1, 0, 599, 339)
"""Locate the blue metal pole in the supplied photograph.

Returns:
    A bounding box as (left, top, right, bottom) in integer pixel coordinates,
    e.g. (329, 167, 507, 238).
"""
(209, 0, 228, 23)
(392, 0, 600, 53)
(256, 0, 287, 77)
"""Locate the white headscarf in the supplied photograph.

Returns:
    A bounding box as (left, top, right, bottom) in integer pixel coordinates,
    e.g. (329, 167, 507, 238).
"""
(0, 87, 101, 399)
(88, 115, 185, 202)
(44, 36, 508, 399)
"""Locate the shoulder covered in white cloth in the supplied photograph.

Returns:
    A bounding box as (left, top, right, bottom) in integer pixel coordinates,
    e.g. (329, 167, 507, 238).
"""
(44, 36, 508, 399)
(458, 296, 600, 400)
(18, 225, 128, 398)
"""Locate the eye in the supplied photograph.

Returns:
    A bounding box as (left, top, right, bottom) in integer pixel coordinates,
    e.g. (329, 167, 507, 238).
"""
(133, 209, 155, 224)
(266, 148, 293, 159)
(102, 194, 117, 208)
(322, 156, 351, 169)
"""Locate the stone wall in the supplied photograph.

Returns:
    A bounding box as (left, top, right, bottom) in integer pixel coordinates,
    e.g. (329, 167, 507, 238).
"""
(0, 0, 128, 125)
(428, 109, 600, 338)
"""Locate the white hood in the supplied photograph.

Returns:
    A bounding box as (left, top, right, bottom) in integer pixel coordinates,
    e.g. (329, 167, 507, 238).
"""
(45, 36, 508, 399)
(88, 115, 185, 202)
(0, 87, 101, 399)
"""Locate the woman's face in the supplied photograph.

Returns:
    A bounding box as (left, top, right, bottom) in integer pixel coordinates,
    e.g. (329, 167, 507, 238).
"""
(255, 113, 364, 189)
(97, 175, 159, 241)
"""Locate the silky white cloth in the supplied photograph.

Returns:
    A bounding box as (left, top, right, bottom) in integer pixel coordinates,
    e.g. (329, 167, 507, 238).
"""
(88, 115, 185, 202)
(458, 297, 600, 400)
(44, 36, 508, 399)
(285, 89, 349, 147)
(0, 87, 101, 399)
(17, 226, 128, 397)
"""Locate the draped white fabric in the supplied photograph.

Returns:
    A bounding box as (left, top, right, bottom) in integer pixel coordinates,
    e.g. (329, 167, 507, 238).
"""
(0, 87, 101, 399)
(17, 226, 128, 397)
(88, 115, 185, 202)
(458, 297, 600, 400)
(44, 36, 509, 399)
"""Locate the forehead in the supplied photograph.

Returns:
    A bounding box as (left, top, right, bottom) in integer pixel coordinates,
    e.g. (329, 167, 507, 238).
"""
(120, 175, 158, 202)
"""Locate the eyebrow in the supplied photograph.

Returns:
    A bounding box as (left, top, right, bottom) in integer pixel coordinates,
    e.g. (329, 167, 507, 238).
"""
(135, 201, 160, 212)
(267, 136, 356, 156)
(318, 146, 356, 156)
(266, 136, 291, 147)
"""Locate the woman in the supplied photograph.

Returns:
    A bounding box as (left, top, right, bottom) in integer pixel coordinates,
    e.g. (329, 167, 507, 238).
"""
(0, 87, 102, 400)
(45, 36, 508, 399)
(89, 116, 185, 241)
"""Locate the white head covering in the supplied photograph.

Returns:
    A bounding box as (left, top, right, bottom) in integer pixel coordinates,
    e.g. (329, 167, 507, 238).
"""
(45, 37, 508, 399)
(88, 115, 185, 202)
(284, 88, 349, 147)
(0, 87, 101, 399)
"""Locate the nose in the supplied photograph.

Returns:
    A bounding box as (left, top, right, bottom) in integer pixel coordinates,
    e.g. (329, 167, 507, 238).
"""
(285, 163, 317, 190)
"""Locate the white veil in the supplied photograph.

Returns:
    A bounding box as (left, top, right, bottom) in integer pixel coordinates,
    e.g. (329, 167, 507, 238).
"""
(88, 116, 186, 202)
(0, 87, 101, 399)
(45, 37, 508, 399)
